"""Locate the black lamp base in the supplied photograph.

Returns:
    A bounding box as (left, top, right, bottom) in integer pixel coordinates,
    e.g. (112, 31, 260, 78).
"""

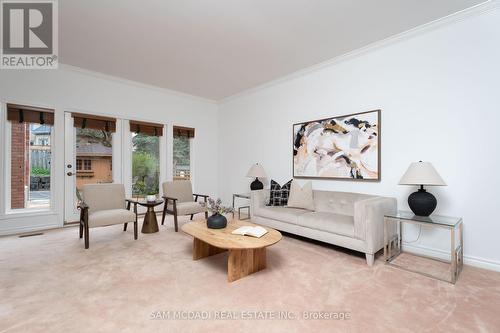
(250, 178, 263, 191)
(408, 187, 437, 216)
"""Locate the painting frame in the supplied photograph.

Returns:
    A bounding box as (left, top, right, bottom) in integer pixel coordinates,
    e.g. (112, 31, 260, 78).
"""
(292, 109, 381, 181)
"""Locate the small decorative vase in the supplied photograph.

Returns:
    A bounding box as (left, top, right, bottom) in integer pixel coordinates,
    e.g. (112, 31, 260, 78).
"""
(146, 195, 156, 202)
(207, 213, 227, 229)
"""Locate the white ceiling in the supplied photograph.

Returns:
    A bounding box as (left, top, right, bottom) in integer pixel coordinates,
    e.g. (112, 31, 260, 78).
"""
(60, 0, 486, 100)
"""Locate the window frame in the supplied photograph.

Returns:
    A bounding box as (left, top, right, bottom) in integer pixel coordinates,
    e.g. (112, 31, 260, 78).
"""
(124, 120, 167, 200)
(83, 159, 92, 171)
(76, 159, 82, 171)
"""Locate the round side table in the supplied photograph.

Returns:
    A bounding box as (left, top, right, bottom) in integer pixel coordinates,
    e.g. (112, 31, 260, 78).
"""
(138, 199, 164, 234)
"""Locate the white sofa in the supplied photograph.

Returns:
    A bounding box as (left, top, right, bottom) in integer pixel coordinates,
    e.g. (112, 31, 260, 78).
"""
(250, 189, 397, 265)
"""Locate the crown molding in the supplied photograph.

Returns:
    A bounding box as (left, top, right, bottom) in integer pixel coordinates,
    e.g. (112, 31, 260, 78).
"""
(220, 0, 500, 104)
(58, 64, 218, 105)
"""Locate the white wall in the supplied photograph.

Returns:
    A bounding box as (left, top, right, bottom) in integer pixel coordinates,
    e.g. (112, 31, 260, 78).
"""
(0, 66, 218, 234)
(218, 7, 500, 270)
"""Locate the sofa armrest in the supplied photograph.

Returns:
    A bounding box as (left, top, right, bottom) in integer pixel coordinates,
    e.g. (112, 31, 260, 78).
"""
(354, 197, 397, 254)
(250, 189, 269, 217)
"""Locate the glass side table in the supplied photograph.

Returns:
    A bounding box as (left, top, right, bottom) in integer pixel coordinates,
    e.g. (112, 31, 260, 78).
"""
(232, 193, 251, 220)
(384, 211, 464, 284)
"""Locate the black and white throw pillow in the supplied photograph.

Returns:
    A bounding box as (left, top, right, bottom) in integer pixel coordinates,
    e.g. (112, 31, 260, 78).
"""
(267, 179, 293, 206)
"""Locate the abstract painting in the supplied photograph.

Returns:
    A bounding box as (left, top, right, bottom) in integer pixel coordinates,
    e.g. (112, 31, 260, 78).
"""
(293, 110, 380, 180)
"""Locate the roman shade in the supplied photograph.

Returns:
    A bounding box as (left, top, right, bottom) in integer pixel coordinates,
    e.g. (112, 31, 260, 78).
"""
(173, 125, 195, 138)
(130, 120, 164, 136)
(7, 104, 54, 125)
(72, 113, 116, 132)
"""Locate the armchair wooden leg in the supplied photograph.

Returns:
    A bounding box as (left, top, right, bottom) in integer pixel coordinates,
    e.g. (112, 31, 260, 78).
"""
(204, 197, 208, 220)
(84, 223, 89, 249)
(123, 223, 128, 231)
(134, 222, 138, 240)
(161, 205, 167, 225)
(190, 214, 194, 221)
(79, 222, 83, 239)
(172, 202, 179, 232)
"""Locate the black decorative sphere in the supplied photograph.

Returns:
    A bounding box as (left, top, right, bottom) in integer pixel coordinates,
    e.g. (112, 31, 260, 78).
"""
(250, 178, 264, 191)
(207, 213, 227, 229)
(408, 188, 437, 216)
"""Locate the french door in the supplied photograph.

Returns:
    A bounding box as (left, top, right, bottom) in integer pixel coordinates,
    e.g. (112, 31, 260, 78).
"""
(63, 112, 122, 223)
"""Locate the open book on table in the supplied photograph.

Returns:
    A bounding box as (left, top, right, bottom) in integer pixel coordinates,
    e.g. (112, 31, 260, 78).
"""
(231, 226, 268, 238)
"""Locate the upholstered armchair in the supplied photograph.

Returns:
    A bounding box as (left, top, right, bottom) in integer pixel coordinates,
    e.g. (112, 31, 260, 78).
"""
(161, 180, 208, 232)
(78, 183, 138, 249)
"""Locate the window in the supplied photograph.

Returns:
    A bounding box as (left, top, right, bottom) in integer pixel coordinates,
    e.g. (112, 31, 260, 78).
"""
(76, 159, 92, 171)
(173, 126, 194, 180)
(130, 121, 163, 197)
(75, 128, 112, 189)
(84, 159, 92, 171)
(73, 113, 115, 189)
(7, 104, 54, 210)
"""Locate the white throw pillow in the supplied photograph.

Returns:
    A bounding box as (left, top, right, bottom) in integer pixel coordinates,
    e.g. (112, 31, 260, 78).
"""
(287, 180, 315, 211)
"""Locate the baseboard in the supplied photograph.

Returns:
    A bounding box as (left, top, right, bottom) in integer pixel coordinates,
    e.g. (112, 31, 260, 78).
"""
(0, 223, 60, 237)
(402, 243, 500, 272)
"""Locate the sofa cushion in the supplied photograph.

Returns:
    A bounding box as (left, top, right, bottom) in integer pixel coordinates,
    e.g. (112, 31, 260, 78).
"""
(313, 190, 375, 215)
(254, 206, 310, 224)
(162, 180, 193, 203)
(287, 180, 315, 211)
(268, 179, 292, 206)
(88, 209, 135, 228)
(297, 212, 355, 237)
(168, 201, 206, 216)
(81, 184, 126, 214)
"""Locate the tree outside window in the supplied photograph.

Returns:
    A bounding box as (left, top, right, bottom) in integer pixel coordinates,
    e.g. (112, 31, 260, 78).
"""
(132, 133, 160, 197)
(173, 136, 190, 180)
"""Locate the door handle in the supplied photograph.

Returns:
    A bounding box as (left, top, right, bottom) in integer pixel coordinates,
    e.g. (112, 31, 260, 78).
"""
(67, 172, 75, 176)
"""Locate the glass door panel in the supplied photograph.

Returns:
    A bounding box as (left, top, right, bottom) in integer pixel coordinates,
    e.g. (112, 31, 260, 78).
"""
(75, 128, 113, 189)
(64, 112, 118, 223)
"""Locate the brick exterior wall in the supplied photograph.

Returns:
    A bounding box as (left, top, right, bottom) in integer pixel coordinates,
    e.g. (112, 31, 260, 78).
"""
(11, 122, 29, 209)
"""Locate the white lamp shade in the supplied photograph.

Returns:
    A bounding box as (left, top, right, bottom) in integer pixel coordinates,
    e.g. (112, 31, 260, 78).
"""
(399, 161, 446, 186)
(246, 163, 267, 178)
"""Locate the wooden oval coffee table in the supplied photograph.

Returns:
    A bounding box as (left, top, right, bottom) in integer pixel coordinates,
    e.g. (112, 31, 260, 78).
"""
(182, 219, 282, 282)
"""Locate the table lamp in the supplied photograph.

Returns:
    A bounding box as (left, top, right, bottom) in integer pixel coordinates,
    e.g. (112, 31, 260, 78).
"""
(399, 161, 446, 216)
(246, 163, 267, 190)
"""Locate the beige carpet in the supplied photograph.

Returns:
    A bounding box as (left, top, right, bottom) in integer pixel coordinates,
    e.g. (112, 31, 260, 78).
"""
(1, 215, 500, 333)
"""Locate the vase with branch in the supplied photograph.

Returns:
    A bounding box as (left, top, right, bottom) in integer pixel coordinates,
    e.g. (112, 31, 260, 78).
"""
(205, 198, 233, 229)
